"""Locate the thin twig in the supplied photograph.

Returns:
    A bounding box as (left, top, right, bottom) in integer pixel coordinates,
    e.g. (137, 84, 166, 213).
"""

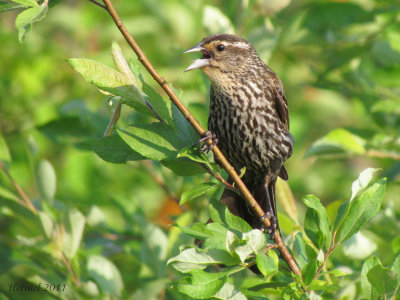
(0, 160, 37, 214)
(88, 0, 106, 9)
(99, 0, 301, 278)
(314, 231, 337, 280)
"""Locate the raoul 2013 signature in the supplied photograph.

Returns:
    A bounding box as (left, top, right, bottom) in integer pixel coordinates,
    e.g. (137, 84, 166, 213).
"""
(9, 282, 66, 292)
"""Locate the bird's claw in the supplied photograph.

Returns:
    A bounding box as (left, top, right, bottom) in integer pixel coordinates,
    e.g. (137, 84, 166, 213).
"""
(196, 131, 218, 153)
(260, 211, 277, 236)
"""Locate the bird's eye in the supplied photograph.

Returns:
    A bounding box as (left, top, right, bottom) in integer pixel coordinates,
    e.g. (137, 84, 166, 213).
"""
(216, 44, 225, 52)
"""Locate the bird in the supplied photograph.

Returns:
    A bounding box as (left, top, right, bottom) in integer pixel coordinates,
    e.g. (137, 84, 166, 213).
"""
(184, 34, 294, 233)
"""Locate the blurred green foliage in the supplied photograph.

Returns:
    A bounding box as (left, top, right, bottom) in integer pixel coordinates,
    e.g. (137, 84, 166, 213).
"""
(0, 0, 400, 299)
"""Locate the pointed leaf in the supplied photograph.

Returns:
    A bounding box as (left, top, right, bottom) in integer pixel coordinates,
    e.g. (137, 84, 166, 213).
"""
(336, 178, 386, 243)
(180, 182, 219, 205)
(303, 195, 331, 250)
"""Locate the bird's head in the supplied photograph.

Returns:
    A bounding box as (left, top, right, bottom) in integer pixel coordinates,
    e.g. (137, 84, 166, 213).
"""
(184, 34, 258, 84)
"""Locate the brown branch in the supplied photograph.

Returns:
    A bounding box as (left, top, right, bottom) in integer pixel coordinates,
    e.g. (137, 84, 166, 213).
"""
(0, 160, 37, 214)
(314, 231, 337, 280)
(99, 0, 301, 278)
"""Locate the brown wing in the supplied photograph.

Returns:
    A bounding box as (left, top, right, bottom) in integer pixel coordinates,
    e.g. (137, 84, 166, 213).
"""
(273, 78, 291, 180)
(273, 79, 290, 131)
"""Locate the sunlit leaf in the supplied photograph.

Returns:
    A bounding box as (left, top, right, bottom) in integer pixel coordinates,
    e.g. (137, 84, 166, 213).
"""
(256, 250, 279, 277)
(15, 4, 47, 42)
(62, 208, 85, 259)
(118, 123, 183, 161)
(176, 269, 227, 299)
(214, 282, 247, 300)
(180, 182, 219, 205)
(203, 5, 234, 34)
(305, 128, 366, 158)
(34, 159, 56, 203)
(87, 255, 123, 296)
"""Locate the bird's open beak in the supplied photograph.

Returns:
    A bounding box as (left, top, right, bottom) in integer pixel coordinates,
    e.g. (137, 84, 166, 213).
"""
(184, 43, 211, 72)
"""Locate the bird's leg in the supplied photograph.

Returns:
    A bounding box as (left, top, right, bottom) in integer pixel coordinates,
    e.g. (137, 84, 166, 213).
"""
(196, 130, 218, 153)
(260, 211, 277, 235)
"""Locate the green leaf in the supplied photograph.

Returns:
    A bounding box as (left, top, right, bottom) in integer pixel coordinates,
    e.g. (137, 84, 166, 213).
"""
(176, 269, 227, 299)
(0, 186, 19, 202)
(87, 255, 123, 296)
(203, 5, 234, 34)
(177, 145, 221, 175)
(335, 173, 386, 243)
(342, 232, 377, 260)
(161, 158, 206, 176)
(38, 211, 54, 239)
(67, 58, 149, 112)
(15, 4, 47, 42)
(361, 256, 381, 300)
(203, 222, 230, 250)
(171, 102, 199, 143)
(276, 178, 298, 224)
(0, 1, 24, 12)
(367, 265, 398, 296)
(174, 222, 212, 240)
(140, 77, 174, 127)
(12, 0, 38, 6)
(304, 128, 366, 158)
(111, 41, 137, 85)
(0, 133, 11, 170)
(302, 260, 318, 285)
(34, 159, 56, 203)
(62, 208, 85, 259)
(233, 230, 266, 262)
(168, 248, 226, 273)
(209, 197, 253, 233)
(256, 250, 279, 277)
(117, 123, 183, 161)
(38, 116, 97, 144)
(303, 195, 332, 250)
(78, 135, 145, 164)
(293, 232, 308, 269)
(214, 282, 247, 300)
(392, 254, 400, 282)
(180, 182, 219, 205)
(372, 98, 400, 115)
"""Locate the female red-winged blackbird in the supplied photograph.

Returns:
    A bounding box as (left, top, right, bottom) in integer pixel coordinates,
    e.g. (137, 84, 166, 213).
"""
(185, 34, 294, 232)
